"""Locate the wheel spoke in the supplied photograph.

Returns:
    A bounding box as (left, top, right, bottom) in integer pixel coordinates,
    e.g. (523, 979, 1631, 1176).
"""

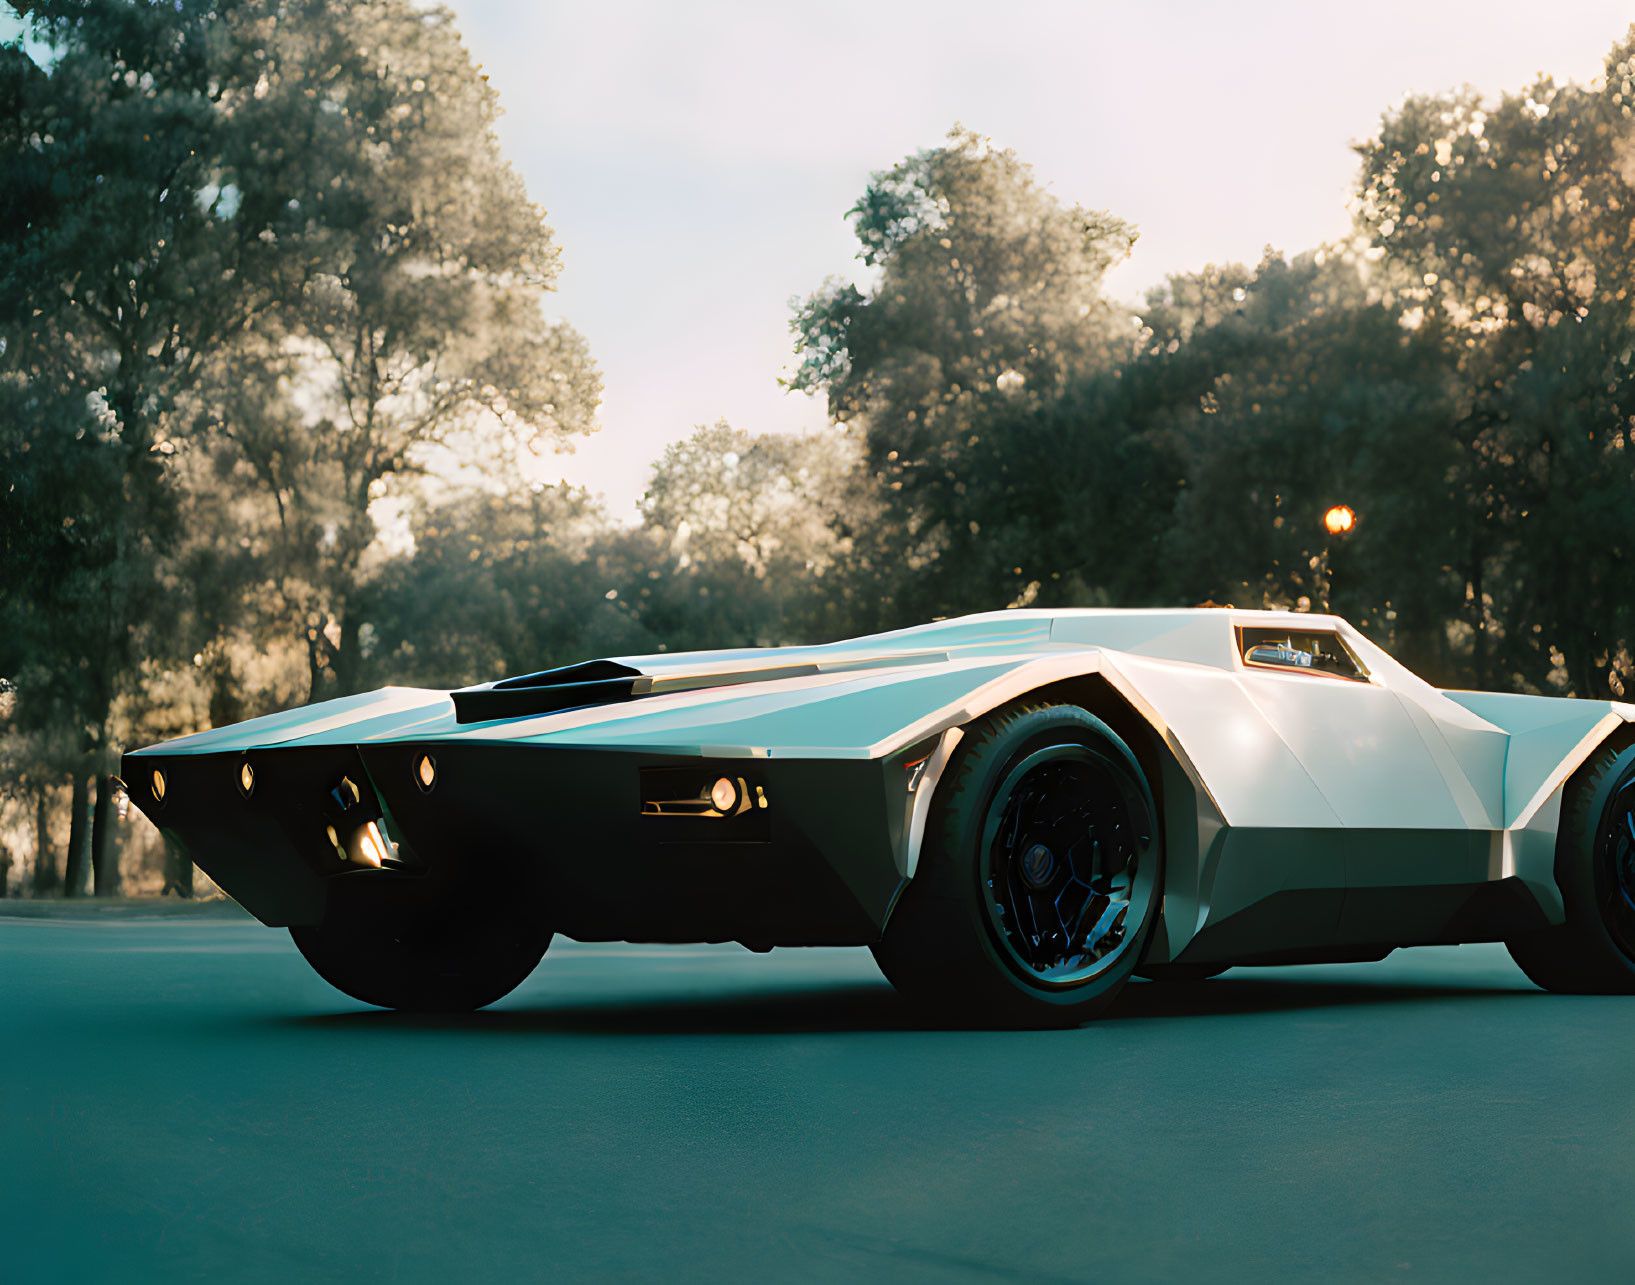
(1082, 898, 1128, 955)
(1066, 889, 1108, 945)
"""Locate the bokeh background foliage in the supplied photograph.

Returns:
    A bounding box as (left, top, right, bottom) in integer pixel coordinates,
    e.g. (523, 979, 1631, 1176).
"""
(2, 1, 1633, 895)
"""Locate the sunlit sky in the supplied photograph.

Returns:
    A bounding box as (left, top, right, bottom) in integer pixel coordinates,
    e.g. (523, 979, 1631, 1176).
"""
(447, 0, 1634, 519)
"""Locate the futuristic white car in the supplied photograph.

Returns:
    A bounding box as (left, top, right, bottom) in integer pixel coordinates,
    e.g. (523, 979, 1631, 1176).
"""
(122, 609, 1635, 1025)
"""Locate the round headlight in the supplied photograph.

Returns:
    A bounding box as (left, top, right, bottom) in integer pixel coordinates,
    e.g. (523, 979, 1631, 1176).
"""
(710, 776, 739, 813)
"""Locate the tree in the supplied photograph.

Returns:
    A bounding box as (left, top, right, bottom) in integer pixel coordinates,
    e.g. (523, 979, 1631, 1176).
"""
(640, 421, 863, 644)
(365, 485, 653, 688)
(0, 0, 323, 890)
(1355, 33, 1635, 695)
(191, 0, 600, 702)
(0, 363, 125, 894)
(789, 126, 1136, 620)
(1130, 251, 1467, 679)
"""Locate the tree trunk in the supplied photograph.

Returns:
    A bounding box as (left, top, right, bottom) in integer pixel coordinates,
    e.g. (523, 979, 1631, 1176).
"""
(32, 788, 59, 895)
(91, 770, 120, 897)
(62, 770, 91, 897)
(305, 624, 329, 704)
(333, 607, 362, 697)
(160, 836, 194, 898)
(206, 652, 244, 728)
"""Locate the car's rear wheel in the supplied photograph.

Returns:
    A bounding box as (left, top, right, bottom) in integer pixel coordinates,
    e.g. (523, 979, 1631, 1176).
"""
(872, 703, 1162, 1027)
(1506, 734, 1635, 994)
(290, 870, 552, 1012)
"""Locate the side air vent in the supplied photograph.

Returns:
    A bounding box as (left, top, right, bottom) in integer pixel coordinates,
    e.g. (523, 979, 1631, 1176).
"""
(452, 660, 643, 724)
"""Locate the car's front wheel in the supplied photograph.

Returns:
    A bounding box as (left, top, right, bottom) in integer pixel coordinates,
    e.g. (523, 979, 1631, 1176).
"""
(290, 870, 552, 1012)
(1507, 734, 1635, 995)
(872, 703, 1162, 1027)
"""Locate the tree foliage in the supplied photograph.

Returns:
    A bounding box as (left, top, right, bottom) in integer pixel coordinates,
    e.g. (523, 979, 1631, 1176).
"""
(185, 0, 602, 700)
(1351, 45, 1635, 694)
(789, 126, 1136, 617)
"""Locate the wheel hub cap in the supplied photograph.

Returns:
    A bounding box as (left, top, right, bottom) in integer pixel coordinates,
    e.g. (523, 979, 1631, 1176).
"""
(1021, 843, 1055, 889)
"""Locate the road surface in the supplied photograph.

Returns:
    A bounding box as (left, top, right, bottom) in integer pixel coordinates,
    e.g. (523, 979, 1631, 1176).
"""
(2, 906, 1631, 1283)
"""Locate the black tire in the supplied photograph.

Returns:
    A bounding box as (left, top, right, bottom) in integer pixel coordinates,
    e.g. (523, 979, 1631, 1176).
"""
(1506, 734, 1635, 994)
(872, 703, 1162, 1027)
(291, 871, 552, 1012)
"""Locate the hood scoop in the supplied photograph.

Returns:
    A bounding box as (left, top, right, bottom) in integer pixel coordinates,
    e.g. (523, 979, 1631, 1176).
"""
(452, 660, 644, 724)
(450, 650, 952, 725)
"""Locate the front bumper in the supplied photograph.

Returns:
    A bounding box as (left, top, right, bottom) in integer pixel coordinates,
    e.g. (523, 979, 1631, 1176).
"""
(122, 741, 913, 947)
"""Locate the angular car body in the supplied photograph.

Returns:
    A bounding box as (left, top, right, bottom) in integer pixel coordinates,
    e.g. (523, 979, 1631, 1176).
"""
(122, 608, 1635, 1022)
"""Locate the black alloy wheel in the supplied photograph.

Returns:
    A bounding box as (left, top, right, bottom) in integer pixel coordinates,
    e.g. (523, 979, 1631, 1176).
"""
(982, 744, 1145, 985)
(871, 702, 1162, 1027)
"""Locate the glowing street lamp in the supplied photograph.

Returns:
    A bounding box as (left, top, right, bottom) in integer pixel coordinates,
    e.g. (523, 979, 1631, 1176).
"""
(1323, 505, 1356, 536)
(1318, 505, 1356, 613)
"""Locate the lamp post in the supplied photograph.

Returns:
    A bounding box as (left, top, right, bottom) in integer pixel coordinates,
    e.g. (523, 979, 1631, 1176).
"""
(1320, 505, 1356, 612)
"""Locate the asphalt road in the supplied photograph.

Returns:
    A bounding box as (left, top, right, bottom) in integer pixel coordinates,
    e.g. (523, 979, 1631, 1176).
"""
(3, 908, 1632, 1284)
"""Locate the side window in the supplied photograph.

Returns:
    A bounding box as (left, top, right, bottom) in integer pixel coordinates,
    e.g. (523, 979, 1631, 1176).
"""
(1237, 627, 1370, 682)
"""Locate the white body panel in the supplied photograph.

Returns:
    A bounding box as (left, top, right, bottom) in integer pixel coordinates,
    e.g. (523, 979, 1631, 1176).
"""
(139, 608, 1634, 947)
(134, 608, 1635, 948)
